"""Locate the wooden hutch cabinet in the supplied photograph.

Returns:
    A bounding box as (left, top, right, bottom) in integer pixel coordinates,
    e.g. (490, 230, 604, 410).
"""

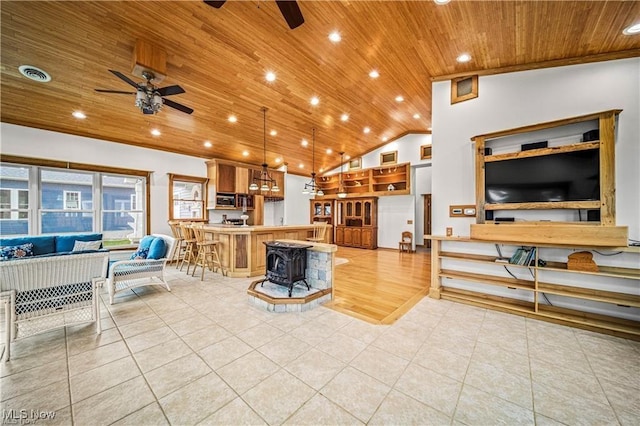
(335, 197, 377, 249)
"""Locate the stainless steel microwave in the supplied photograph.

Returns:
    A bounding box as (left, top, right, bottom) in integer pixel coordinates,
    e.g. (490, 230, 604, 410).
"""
(215, 194, 235, 206)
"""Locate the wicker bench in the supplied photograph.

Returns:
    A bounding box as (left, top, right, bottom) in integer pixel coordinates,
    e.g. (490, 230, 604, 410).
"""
(0, 251, 109, 361)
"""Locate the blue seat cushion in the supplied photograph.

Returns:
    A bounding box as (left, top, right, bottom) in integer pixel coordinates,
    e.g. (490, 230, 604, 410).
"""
(0, 243, 34, 260)
(147, 238, 167, 260)
(0, 236, 55, 256)
(138, 236, 156, 251)
(55, 233, 102, 253)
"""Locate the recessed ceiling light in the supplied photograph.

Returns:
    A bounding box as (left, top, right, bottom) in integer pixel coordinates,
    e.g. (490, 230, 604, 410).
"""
(369, 70, 380, 79)
(363, 127, 371, 134)
(310, 96, 319, 106)
(382, 136, 388, 142)
(270, 130, 277, 136)
(340, 113, 349, 122)
(265, 71, 276, 82)
(427, 127, 433, 131)
(228, 115, 237, 123)
(434, 0, 451, 4)
(395, 96, 404, 102)
(204, 140, 212, 148)
(72, 111, 86, 119)
(345, 155, 351, 160)
(623, 23, 640, 35)
(150, 129, 161, 136)
(457, 53, 472, 63)
(413, 113, 421, 119)
(328, 31, 341, 43)
(299, 163, 304, 169)
(275, 157, 282, 163)
(326, 148, 332, 154)
(242, 150, 249, 157)
(301, 139, 308, 147)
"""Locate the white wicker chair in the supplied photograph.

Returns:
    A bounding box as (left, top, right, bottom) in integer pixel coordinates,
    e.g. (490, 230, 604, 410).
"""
(0, 251, 109, 362)
(107, 234, 177, 304)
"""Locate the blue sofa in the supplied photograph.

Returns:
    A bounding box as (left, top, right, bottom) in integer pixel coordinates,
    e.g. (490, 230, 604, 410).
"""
(0, 233, 103, 260)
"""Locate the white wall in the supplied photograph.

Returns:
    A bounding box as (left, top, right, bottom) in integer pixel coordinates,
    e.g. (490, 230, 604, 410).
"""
(414, 165, 433, 245)
(1, 123, 208, 235)
(284, 173, 313, 225)
(432, 58, 640, 241)
(377, 195, 415, 249)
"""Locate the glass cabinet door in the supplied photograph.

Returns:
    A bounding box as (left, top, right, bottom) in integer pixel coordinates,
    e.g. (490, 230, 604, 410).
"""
(364, 201, 371, 226)
(337, 202, 343, 225)
(314, 202, 322, 216)
(355, 201, 362, 217)
(346, 201, 353, 217)
(323, 202, 331, 216)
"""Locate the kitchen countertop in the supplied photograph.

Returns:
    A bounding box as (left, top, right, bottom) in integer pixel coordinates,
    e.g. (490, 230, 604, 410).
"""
(203, 224, 330, 232)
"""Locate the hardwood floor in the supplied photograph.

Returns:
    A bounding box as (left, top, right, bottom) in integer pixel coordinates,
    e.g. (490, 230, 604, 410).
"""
(327, 246, 432, 324)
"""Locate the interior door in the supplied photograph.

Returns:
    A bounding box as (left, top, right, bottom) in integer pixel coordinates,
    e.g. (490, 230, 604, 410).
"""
(423, 194, 432, 248)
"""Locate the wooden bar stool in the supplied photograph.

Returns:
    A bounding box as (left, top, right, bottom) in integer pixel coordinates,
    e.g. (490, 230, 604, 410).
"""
(191, 224, 226, 280)
(179, 222, 198, 274)
(168, 220, 187, 268)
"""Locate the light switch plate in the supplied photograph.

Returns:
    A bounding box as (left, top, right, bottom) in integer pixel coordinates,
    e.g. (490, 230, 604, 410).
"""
(449, 204, 477, 217)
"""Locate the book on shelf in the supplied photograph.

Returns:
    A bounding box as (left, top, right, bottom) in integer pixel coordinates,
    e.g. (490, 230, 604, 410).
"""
(509, 247, 536, 266)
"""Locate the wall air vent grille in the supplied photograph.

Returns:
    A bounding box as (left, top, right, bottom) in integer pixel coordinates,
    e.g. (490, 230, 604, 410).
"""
(18, 65, 51, 83)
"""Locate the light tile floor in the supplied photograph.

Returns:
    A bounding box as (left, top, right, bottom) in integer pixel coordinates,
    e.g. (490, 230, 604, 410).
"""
(1, 267, 639, 425)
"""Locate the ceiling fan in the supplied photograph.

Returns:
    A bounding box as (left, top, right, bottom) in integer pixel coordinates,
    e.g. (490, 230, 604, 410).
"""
(204, 0, 304, 30)
(95, 70, 194, 115)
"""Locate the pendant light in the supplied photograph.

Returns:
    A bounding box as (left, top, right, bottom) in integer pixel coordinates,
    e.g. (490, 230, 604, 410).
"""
(249, 107, 279, 192)
(337, 151, 347, 198)
(302, 127, 324, 196)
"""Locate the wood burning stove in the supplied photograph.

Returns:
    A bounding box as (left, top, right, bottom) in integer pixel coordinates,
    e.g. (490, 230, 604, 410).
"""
(260, 241, 312, 297)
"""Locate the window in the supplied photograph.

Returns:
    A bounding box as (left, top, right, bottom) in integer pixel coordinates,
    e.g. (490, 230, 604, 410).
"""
(102, 174, 145, 243)
(1, 157, 149, 245)
(169, 174, 208, 221)
(64, 191, 81, 209)
(451, 75, 478, 104)
(420, 145, 432, 160)
(0, 165, 30, 234)
(380, 151, 398, 165)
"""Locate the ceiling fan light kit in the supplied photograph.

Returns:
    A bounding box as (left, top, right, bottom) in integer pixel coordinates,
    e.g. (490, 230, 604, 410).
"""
(95, 69, 193, 115)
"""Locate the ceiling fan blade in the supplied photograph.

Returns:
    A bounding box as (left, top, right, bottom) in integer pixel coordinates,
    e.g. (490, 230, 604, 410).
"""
(163, 98, 194, 115)
(156, 85, 185, 97)
(275, 0, 304, 29)
(108, 70, 139, 88)
(203, 1, 226, 9)
(94, 89, 136, 94)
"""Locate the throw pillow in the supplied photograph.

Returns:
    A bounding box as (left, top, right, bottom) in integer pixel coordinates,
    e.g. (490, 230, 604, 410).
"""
(130, 247, 149, 260)
(72, 240, 102, 252)
(0, 243, 35, 260)
(147, 238, 167, 260)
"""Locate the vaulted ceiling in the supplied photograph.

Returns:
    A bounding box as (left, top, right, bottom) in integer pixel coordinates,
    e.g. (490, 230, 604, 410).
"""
(1, 1, 639, 175)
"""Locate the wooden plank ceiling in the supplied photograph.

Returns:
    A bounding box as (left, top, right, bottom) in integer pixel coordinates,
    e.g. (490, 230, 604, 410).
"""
(1, 1, 639, 175)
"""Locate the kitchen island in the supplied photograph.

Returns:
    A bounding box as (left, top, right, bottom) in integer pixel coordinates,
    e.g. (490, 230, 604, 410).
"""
(203, 224, 332, 277)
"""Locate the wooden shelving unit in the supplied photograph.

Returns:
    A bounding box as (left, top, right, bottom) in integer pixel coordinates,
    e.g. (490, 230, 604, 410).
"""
(429, 236, 640, 340)
(315, 163, 410, 199)
(471, 110, 628, 246)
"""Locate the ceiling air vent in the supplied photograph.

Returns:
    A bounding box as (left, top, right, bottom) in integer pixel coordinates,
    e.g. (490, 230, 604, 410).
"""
(18, 65, 51, 82)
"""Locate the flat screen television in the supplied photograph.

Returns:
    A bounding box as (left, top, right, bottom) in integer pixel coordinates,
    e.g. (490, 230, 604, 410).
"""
(484, 150, 600, 204)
